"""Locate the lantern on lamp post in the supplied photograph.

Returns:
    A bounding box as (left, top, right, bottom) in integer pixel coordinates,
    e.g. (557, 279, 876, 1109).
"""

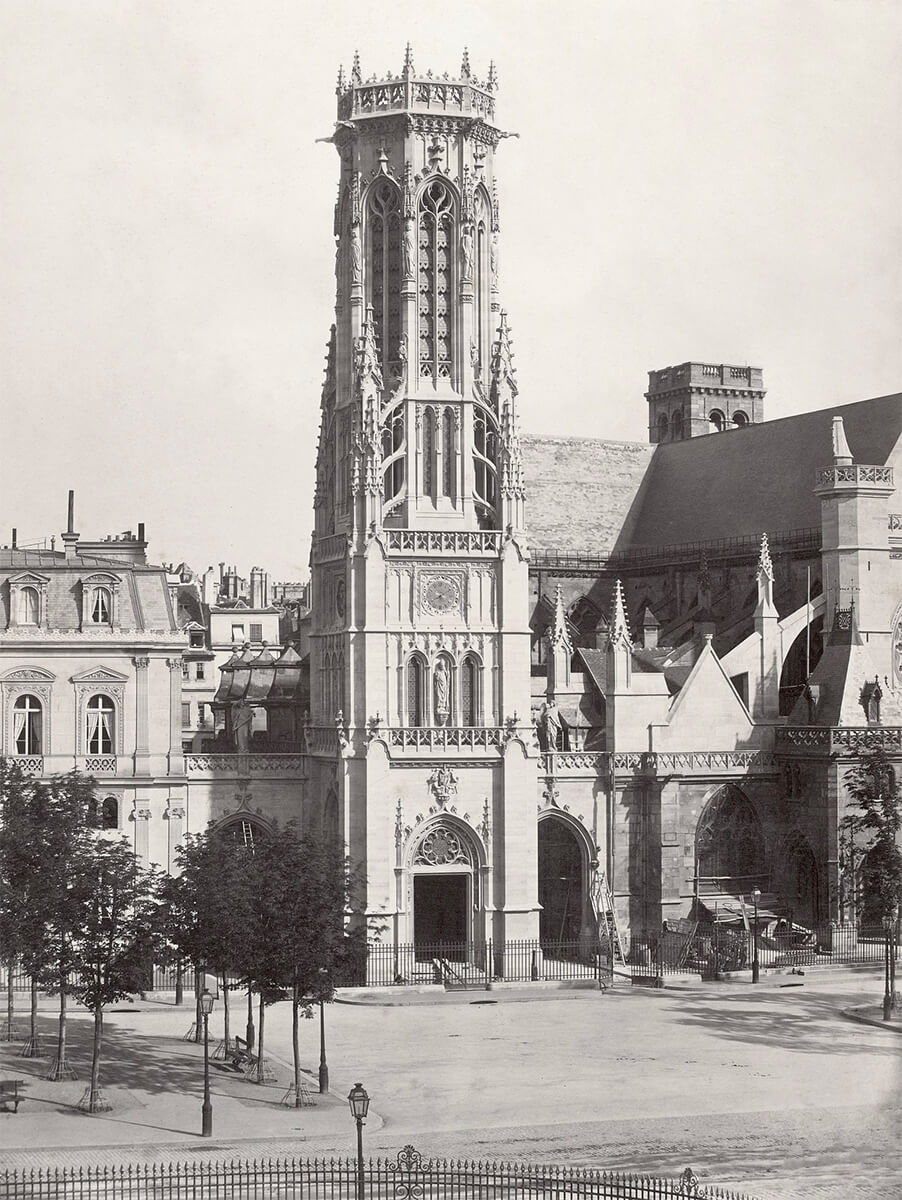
(348, 1082, 370, 1200)
(200, 988, 215, 1137)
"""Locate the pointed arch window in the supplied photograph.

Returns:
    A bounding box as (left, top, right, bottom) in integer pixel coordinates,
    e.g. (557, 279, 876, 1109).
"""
(422, 407, 436, 499)
(381, 406, 405, 506)
(13, 694, 42, 755)
(418, 180, 454, 384)
(460, 654, 480, 726)
(366, 179, 401, 383)
(406, 656, 425, 727)
(473, 408, 498, 525)
(86, 694, 115, 755)
(474, 189, 491, 374)
(442, 408, 455, 498)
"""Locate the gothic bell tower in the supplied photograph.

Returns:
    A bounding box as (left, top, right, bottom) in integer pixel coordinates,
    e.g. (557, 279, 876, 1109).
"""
(309, 48, 538, 958)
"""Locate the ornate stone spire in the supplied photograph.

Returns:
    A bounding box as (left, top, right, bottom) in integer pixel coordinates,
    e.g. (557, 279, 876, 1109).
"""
(461, 47, 471, 78)
(757, 531, 774, 583)
(491, 312, 525, 529)
(490, 311, 518, 403)
(487, 60, 498, 91)
(402, 43, 415, 78)
(351, 50, 362, 84)
(355, 305, 383, 392)
(549, 584, 573, 654)
(608, 580, 632, 649)
(336, 64, 345, 95)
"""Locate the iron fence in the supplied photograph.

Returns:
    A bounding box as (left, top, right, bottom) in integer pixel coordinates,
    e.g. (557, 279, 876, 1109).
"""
(360, 939, 606, 988)
(0, 1144, 753, 1199)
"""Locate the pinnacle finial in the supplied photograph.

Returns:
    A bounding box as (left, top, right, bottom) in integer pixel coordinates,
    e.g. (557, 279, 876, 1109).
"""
(831, 415, 853, 465)
(461, 47, 471, 78)
(402, 42, 414, 77)
(336, 64, 345, 94)
(608, 580, 632, 648)
(351, 50, 362, 84)
(549, 584, 573, 652)
(757, 532, 774, 582)
(487, 60, 498, 90)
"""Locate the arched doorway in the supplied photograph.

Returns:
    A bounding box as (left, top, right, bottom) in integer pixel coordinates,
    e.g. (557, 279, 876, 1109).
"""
(781, 833, 820, 926)
(538, 815, 587, 946)
(695, 785, 766, 896)
(410, 819, 479, 959)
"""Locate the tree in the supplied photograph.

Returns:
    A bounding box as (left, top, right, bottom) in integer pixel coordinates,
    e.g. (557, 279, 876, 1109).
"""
(843, 746, 902, 1016)
(261, 827, 366, 1104)
(0, 762, 96, 1069)
(65, 836, 162, 1111)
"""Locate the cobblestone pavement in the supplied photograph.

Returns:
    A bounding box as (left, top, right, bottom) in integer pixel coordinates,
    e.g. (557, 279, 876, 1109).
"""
(0, 970, 899, 1199)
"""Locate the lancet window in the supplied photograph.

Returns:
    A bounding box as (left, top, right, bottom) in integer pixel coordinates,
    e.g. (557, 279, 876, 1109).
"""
(473, 408, 498, 526)
(418, 181, 454, 384)
(442, 408, 455, 498)
(422, 407, 436, 499)
(382, 406, 405, 505)
(474, 189, 490, 374)
(460, 654, 480, 726)
(406, 655, 426, 727)
(366, 180, 401, 383)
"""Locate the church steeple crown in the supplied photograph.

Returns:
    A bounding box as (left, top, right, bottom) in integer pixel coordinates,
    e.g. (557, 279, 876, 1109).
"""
(607, 580, 633, 649)
(336, 52, 497, 122)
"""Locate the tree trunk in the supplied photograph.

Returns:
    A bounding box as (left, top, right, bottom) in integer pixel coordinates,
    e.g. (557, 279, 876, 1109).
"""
(6, 958, 14, 1040)
(221, 974, 230, 1049)
(255, 994, 265, 1085)
(292, 984, 301, 1106)
(89, 1003, 103, 1110)
(30, 977, 38, 1039)
(246, 988, 255, 1053)
(52, 983, 68, 1078)
(175, 957, 183, 1007)
(194, 961, 202, 1043)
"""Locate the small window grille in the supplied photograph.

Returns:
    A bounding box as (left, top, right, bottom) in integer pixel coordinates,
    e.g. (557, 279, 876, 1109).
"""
(249, 623, 263, 642)
(181, 702, 191, 728)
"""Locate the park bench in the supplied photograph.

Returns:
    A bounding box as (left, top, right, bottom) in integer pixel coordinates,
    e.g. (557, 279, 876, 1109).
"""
(0, 1080, 23, 1113)
(225, 1036, 250, 1070)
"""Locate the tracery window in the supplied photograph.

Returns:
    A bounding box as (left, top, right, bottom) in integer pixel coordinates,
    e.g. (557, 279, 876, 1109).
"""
(86, 694, 115, 755)
(418, 180, 454, 384)
(696, 786, 765, 882)
(366, 179, 401, 383)
(406, 655, 425, 727)
(473, 409, 498, 524)
(460, 654, 480, 726)
(442, 408, 455, 498)
(382, 406, 405, 505)
(422, 407, 436, 499)
(13, 694, 42, 755)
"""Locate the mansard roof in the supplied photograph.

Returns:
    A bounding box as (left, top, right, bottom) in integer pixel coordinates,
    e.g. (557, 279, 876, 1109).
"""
(522, 392, 901, 556)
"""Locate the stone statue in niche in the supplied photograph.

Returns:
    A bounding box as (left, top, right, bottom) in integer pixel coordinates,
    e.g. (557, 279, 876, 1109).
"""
(350, 225, 362, 285)
(862, 676, 882, 725)
(542, 699, 562, 751)
(460, 224, 474, 283)
(433, 658, 451, 726)
(490, 230, 499, 287)
(232, 699, 253, 753)
(403, 220, 417, 278)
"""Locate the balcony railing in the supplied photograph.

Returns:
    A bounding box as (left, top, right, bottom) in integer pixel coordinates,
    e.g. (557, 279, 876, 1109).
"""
(82, 756, 117, 774)
(386, 726, 506, 751)
(816, 464, 893, 489)
(185, 753, 306, 774)
(777, 726, 902, 753)
(384, 529, 502, 555)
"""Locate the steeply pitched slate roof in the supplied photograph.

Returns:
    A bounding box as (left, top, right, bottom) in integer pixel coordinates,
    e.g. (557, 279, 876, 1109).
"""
(614, 393, 901, 550)
(522, 393, 901, 556)
(521, 436, 655, 555)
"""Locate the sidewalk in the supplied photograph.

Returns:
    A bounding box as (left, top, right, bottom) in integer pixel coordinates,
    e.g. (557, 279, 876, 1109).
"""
(0, 1003, 371, 1170)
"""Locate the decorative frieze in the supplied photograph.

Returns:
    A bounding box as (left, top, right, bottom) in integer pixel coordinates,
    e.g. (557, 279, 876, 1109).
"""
(385, 529, 501, 555)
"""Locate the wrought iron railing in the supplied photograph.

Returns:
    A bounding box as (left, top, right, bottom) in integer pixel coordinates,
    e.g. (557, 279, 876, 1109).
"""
(0, 1145, 745, 1199)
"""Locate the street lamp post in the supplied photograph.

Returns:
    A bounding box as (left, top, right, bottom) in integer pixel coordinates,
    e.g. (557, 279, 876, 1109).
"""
(883, 913, 893, 1021)
(751, 888, 761, 984)
(200, 988, 214, 1138)
(348, 1082, 370, 1200)
(318, 967, 329, 1094)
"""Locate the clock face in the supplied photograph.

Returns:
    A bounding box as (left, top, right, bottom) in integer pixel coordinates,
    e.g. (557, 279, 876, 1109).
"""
(423, 576, 460, 615)
(335, 579, 346, 619)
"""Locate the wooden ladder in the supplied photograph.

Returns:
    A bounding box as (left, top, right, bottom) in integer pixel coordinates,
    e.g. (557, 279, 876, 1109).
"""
(596, 872, 626, 965)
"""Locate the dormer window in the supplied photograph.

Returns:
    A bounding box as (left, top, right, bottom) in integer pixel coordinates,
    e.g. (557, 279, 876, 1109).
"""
(90, 587, 112, 624)
(19, 587, 39, 625)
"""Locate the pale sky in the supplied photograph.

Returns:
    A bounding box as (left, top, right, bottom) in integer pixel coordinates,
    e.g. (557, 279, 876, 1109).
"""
(1, 0, 900, 580)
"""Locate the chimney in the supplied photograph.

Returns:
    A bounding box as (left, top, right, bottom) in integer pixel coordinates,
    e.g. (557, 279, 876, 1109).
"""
(61, 489, 80, 561)
(11, 529, 16, 550)
(250, 567, 265, 608)
(642, 607, 660, 650)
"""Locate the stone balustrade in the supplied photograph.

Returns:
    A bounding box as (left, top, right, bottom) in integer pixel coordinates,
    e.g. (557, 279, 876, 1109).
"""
(384, 529, 502, 555)
(816, 464, 893, 489)
(776, 727, 902, 754)
(184, 753, 306, 775)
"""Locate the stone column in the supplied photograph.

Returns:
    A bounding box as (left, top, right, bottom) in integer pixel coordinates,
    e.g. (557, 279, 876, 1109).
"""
(133, 804, 152, 865)
(166, 658, 185, 776)
(132, 656, 150, 776)
(166, 801, 186, 873)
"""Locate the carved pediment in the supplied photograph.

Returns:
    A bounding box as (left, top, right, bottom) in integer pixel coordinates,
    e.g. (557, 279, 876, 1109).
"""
(8, 571, 51, 586)
(81, 572, 121, 586)
(71, 666, 130, 684)
(0, 665, 56, 682)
